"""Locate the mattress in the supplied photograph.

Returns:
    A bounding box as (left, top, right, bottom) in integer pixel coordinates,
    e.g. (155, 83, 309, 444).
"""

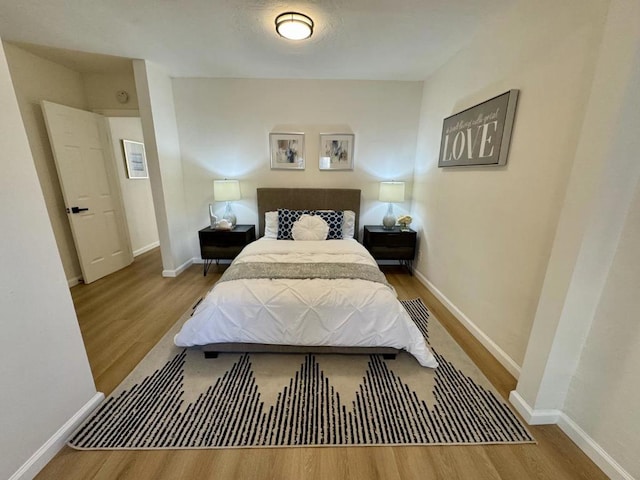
(174, 237, 438, 368)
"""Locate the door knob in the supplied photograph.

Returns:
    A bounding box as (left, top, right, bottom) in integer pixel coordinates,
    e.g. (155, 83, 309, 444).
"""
(68, 206, 89, 214)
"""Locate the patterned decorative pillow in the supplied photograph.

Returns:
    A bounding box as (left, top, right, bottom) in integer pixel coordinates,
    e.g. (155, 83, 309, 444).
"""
(311, 210, 344, 239)
(291, 214, 329, 241)
(277, 209, 309, 240)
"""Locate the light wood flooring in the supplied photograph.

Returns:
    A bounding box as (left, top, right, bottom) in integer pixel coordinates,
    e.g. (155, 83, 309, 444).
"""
(35, 248, 607, 480)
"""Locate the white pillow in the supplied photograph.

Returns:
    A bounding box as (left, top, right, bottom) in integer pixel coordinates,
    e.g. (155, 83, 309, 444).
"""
(291, 214, 329, 241)
(264, 211, 278, 238)
(342, 210, 356, 238)
(267, 209, 355, 238)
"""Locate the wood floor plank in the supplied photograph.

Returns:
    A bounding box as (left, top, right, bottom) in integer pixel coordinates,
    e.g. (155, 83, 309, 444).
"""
(34, 249, 608, 480)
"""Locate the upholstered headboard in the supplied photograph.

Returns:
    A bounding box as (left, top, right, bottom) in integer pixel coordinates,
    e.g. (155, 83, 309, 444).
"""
(256, 188, 361, 238)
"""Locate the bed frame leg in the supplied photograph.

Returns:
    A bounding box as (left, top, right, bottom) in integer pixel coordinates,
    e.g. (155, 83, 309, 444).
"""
(382, 353, 397, 360)
(204, 351, 219, 359)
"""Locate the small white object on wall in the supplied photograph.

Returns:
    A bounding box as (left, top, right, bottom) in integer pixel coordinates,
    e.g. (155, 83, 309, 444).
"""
(116, 90, 129, 104)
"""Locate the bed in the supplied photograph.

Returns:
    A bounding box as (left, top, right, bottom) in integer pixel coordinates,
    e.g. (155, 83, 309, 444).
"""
(174, 188, 438, 368)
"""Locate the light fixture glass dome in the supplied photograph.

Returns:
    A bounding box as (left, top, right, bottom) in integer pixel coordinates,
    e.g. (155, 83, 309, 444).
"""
(275, 12, 314, 40)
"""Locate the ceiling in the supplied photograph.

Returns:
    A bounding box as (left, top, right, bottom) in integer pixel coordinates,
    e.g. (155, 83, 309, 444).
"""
(0, 0, 516, 79)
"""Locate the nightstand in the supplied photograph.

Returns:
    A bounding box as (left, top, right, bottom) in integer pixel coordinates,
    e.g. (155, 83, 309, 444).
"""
(362, 225, 417, 274)
(198, 224, 256, 275)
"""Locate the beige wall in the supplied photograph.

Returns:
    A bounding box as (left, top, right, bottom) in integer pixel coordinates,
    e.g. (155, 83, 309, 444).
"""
(106, 117, 159, 255)
(411, 0, 609, 370)
(83, 70, 139, 113)
(171, 78, 422, 257)
(134, 60, 192, 275)
(0, 38, 97, 480)
(512, 1, 640, 476)
(4, 42, 145, 284)
(3, 42, 87, 283)
(564, 180, 640, 478)
(413, 0, 639, 476)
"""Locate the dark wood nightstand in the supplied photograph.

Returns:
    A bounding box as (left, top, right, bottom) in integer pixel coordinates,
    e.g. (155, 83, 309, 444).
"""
(362, 225, 417, 274)
(198, 224, 256, 275)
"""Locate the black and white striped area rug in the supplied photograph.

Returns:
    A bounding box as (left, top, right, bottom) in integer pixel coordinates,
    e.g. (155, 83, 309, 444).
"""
(68, 299, 533, 449)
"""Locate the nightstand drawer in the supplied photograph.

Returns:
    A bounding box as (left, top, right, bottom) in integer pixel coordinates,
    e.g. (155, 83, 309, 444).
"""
(198, 225, 256, 275)
(366, 244, 415, 260)
(362, 225, 417, 273)
(366, 232, 415, 248)
(200, 244, 245, 260)
(199, 227, 254, 247)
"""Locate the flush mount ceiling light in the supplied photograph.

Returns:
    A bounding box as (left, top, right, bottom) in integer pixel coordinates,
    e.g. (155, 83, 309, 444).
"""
(275, 12, 314, 40)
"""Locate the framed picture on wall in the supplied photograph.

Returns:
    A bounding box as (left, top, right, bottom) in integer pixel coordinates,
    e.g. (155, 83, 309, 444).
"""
(438, 89, 519, 167)
(269, 132, 305, 170)
(319, 133, 354, 170)
(122, 139, 149, 179)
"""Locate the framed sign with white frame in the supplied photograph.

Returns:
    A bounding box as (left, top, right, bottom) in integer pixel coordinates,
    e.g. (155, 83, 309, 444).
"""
(269, 132, 305, 170)
(122, 139, 149, 179)
(319, 133, 354, 171)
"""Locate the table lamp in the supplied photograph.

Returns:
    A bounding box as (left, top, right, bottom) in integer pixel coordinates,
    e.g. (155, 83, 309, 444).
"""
(213, 179, 241, 228)
(379, 181, 405, 230)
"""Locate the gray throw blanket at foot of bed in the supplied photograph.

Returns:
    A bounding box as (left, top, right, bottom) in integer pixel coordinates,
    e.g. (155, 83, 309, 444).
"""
(218, 262, 390, 286)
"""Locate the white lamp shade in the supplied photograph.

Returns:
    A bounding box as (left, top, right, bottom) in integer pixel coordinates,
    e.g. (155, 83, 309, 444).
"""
(379, 181, 405, 203)
(213, 179, 241, 201)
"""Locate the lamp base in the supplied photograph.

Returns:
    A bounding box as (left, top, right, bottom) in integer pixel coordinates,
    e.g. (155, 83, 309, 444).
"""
(223, 202, 237, 228)
(382, 214, 396, 230)
(222, 214, 236, 229)
(382, 202, 396, 229)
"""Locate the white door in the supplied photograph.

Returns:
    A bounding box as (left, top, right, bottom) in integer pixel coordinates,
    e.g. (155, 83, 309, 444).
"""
(42, 101, 133, 284)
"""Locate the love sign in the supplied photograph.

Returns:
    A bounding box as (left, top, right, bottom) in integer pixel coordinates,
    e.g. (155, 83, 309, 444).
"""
(438, 90, 519, 167)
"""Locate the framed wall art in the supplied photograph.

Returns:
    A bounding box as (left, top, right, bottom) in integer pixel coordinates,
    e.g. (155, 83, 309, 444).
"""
(269, 132, 305, 170)
(122, 139, 149, 179)
(438, 89, 519, 167)
(319, 133, 354, 171)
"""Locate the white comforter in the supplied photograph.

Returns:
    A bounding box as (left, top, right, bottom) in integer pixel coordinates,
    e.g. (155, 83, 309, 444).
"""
(174, 238, 438, 368)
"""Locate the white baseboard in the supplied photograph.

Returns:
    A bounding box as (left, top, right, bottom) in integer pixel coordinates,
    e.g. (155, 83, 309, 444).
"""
(413, 270, 521, 378)
(162, 257, 193, 277)
(558, 413, 635, 480)
(9, 392, 104, 480)
(508, 391, 633, 479)
(133, 241, 160, 257)
(414, 270, 632, 479)
(67, 276, 82, 288)
(508, 390, 561, 424)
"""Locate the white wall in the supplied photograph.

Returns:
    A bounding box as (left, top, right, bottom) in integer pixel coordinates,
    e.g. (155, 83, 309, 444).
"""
(83, 70, 139, 113)
(4, 43, 147, 285)
(171, 78, 423, 255)
(411, 0, 609, 370)
(561, 12, 640, 476)
(515, 0, 640, 407)
(134, 60, 191, 275)
(0, 39, 98, 480)
(106, 117, 159, 256)
(3, 42, 87, 283)
(412, 0, 638, 476)
(565, 180, 640, 479)
(511, 1, 640, 477)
